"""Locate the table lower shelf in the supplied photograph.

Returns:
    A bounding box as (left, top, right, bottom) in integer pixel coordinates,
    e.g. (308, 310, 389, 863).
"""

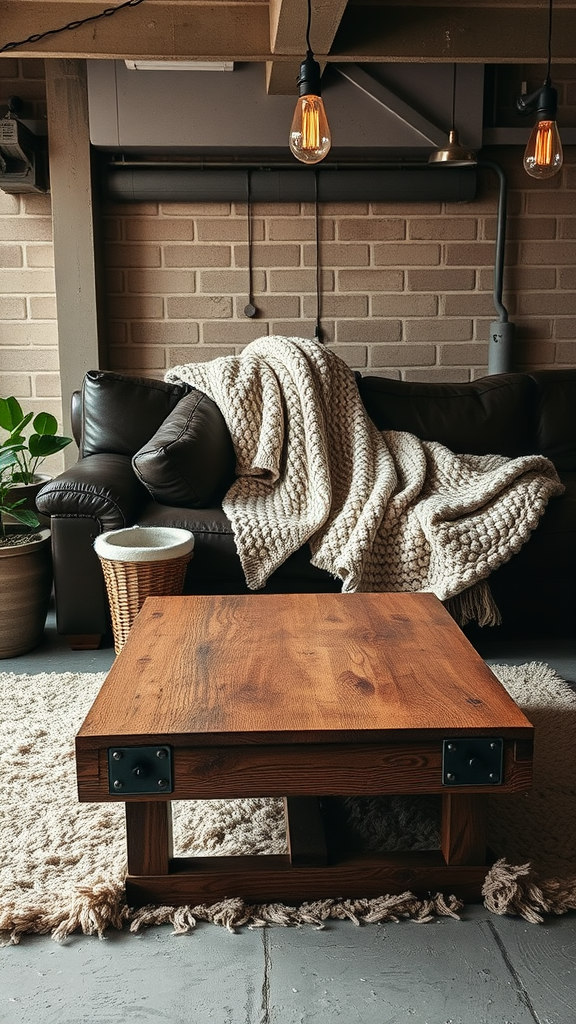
(125, 850, 492, 906)
(121, 793, 496, 906)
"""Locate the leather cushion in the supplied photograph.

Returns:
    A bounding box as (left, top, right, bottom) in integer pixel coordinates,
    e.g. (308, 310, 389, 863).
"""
(81, 370, 187, 458)
(358, 373, 537, 457)
(529, 368, 576, 471)
(132, 389, 236, 508)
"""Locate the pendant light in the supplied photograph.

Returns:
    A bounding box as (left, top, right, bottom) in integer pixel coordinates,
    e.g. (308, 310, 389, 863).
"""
(428, 65, 476, 166)
(516, 0, 563, 179)
(289, 0, 331, 165)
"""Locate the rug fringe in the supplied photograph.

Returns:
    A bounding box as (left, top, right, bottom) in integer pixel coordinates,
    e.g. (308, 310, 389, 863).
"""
(128, 892, 463, 936)
(482, 858, 576, 924)
(4, 862, 575, 944)
(445, 579, 502, 627)
(0, 880, 127, 946)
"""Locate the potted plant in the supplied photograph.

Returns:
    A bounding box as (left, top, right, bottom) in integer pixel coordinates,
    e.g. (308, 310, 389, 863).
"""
(0, 396, 73, 520)
(0, 398, 73, 658)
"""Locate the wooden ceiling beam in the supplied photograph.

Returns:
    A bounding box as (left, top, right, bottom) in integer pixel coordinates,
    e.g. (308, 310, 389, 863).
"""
(0, 2, 273, 61)
(333, 5, 576, 63)
(1, 2, 576, 62)
(267, 0, 347, 94)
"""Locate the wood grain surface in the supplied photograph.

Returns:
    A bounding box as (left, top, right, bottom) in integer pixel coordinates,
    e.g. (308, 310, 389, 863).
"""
(77, 592, 533, 747)
(74, 592, 536, 905)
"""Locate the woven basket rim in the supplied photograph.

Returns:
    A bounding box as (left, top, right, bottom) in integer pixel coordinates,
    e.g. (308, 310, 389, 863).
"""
(94, 526, 194, 562)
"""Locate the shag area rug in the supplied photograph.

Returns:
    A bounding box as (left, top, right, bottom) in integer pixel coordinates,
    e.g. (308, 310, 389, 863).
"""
(1, 662, 575, 944)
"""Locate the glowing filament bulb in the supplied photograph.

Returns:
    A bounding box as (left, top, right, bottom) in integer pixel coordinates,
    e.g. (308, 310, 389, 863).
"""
(290, 93, 331, 164)
(523, 119, 563, 179)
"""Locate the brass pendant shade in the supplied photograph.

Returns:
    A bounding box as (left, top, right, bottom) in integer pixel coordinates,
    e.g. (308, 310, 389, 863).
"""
(428, 129, 477, 167)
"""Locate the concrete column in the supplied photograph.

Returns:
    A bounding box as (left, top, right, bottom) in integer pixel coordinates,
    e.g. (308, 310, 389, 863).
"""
(44, 59, 105, 466)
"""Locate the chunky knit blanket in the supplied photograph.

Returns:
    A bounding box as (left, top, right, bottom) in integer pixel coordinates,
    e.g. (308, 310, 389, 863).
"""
(166, 336, 564, 623)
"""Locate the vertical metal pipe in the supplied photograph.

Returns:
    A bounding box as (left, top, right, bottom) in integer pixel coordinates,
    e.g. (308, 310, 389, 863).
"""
(479, 159, 516, 373)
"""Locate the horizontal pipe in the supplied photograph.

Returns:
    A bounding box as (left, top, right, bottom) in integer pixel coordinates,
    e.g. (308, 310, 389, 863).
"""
(105, 165, 477, 204)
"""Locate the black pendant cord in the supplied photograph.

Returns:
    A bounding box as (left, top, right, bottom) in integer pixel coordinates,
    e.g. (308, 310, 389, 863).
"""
(314, 170, 322, 341)
(244, 171, 256, 318)
(546, 0, 553, 81)
(451, 63, 457, 131)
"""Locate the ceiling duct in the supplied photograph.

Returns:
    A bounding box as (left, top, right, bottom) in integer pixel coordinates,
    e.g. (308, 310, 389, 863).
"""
(87, 61, 483, 161)
(105, 164, 477, 204)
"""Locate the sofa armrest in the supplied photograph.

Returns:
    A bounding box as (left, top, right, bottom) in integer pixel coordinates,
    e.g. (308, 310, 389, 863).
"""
(36, 453, 149, 533)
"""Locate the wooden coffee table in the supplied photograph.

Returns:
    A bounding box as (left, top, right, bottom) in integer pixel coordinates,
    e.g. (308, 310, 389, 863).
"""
(75, 592, 534, 906)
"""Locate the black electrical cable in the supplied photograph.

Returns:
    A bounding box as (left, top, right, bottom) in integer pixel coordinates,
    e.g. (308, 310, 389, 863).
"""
(0, 0, 147, 53)
(546, 0, 553, 81)
(305, 0, 313, 53)
(314, 171, 322, 341)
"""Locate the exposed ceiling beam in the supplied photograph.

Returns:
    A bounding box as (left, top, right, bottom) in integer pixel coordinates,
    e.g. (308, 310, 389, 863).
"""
(270, 0, 349, 54)
(265, 61, 302, 95)
(0, 2, 273, 61)
(267, 0, 348, 94)
(333, 5, 576, 63)
(1, 1, 576, 62)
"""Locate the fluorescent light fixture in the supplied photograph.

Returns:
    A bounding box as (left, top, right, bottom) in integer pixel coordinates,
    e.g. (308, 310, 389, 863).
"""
(124, 61, 234, 72)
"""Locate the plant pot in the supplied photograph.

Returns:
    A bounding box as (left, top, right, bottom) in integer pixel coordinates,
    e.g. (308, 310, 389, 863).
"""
(0, 527, 53, 658)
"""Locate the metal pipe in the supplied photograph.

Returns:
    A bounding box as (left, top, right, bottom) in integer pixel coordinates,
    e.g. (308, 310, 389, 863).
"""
(479, 158, 516, 373)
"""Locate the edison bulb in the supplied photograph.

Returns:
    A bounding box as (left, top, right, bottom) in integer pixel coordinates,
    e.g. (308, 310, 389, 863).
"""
(289, 94, 331, 165)
(523, 119, 563, 179)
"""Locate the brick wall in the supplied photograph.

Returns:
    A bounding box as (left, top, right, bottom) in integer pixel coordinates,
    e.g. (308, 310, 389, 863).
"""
(0, 59, 65, 475)
(1, 59, 575, 429)
(104, 146, 576, 382)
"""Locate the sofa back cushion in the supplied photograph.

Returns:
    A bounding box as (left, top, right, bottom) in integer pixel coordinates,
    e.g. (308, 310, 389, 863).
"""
(529, 369, 576, 471)
(81, 370, 186, 458)
(358, 373, 537, 457)
(132, 389, 236, 508)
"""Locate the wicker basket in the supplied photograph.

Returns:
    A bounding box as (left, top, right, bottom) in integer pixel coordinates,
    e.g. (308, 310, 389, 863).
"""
(94, 527, 194, 654)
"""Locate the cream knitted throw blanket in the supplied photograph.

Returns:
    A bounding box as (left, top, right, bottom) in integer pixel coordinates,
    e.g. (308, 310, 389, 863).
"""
(166, 336, 564, 623)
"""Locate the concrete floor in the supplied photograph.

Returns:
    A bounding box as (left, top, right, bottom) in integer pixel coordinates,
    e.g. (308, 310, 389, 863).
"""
(1, 609, 575, 1024)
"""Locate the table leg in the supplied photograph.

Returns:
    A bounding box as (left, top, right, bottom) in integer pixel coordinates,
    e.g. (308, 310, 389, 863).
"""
(441, 793, 487, 865)
(126, 801, 173, 875)
(284, 797, 328, 866)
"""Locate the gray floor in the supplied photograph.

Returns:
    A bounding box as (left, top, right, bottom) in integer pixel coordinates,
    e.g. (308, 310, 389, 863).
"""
(1, 609, 575, 1024)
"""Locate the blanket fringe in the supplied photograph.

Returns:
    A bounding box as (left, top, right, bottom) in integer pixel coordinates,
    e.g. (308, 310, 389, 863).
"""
(482, 858, 576, 924)
(444, 580, 502, 628)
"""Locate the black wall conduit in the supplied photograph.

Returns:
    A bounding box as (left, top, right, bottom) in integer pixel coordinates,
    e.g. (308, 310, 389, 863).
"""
(104, 163, 477, 205)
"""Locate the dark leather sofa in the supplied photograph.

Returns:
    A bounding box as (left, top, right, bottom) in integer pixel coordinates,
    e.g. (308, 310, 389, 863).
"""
(37, 366, 576, 648)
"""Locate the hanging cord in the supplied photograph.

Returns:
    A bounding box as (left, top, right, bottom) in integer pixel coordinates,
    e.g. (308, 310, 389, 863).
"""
(306, 0, 313, 52)
(244, 171, 257, 318)
(545, 0, 553, 82)
(0, 0, 146, 53)
(314, 171, 322, 341)
(450, 63, 457, 131)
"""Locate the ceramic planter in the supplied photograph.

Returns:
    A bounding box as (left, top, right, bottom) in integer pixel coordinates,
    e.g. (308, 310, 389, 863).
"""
(0, 527, 52, 658)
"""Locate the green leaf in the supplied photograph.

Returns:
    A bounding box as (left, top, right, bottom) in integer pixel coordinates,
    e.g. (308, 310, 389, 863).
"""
(28, 433, 72, 458)
(0, 449, 19, 472)
(0, 442, 26, 461)
(3, 433, 26, 448)
(32, 411, 58, 436)
(2, 507, 39, 529)
(0, 397, 24, 432)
